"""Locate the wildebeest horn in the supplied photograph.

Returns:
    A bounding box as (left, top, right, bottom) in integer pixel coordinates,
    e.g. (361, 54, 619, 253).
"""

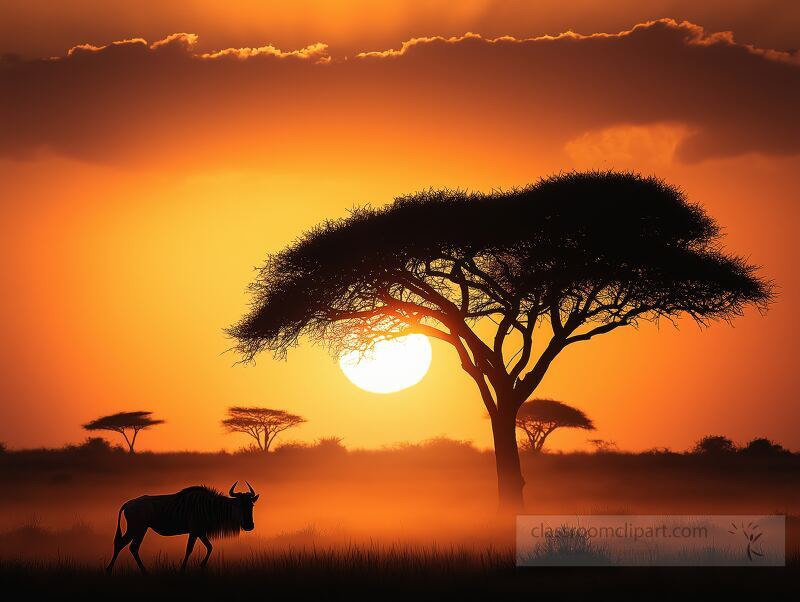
(229, 481, 238, 497)
(246, 480, 255, 495)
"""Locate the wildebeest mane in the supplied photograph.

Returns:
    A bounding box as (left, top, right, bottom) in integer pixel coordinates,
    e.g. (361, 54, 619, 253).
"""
(168, 486, 241, 538)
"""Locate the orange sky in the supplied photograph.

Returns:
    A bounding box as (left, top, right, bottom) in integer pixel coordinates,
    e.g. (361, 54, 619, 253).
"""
(0, 4, 798, 453)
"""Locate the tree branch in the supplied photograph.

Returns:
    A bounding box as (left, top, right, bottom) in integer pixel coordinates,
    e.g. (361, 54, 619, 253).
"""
(450, 334, 498, 418)
(515, 336, 566, 403)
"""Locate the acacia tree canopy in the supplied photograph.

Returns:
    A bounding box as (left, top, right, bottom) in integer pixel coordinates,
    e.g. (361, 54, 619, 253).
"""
(229, 171, 771, 410)
(227, 171, 772, 508)
(516, 398, 595, 453)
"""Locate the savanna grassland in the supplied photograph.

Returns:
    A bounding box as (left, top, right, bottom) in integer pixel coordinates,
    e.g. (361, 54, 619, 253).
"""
(1, 438, 798, 597)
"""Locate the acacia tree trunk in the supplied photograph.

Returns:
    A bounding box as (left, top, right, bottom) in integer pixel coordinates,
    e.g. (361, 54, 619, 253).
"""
(119, 429, 135, 454)
(490, 406, 525, 512)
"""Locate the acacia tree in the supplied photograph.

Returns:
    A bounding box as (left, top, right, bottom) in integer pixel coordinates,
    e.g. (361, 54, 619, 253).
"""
(516, 398, 595, 453)
(82, 411, 164, 454)
(222, 406, 306, 452)
(227, 171, 771, 510)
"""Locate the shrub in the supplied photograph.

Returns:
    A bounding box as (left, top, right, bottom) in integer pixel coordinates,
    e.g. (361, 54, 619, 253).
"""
(691, 435, 736, 455)
(65, 437, 123, 455)
(740, 437, 788, 457)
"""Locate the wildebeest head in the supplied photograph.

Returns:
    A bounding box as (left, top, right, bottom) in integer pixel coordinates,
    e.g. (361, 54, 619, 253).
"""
(229, 480, 259, 531)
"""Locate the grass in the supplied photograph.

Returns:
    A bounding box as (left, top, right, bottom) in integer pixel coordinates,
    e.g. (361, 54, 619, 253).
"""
(1, 545, 798, 598)
(1, 443, 798, 596)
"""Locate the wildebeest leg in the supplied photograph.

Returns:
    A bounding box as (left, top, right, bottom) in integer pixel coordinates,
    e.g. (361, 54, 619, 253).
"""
(180, 533, 198, 571)
(106, 530, 133, 573)
(128, 528, 148, 574)
(199, 534, 213, 568)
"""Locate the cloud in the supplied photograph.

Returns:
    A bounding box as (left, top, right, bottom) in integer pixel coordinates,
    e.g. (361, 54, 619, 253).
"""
(565, 123, 691, 167)
(355, 19, 800, 61)
(1, 19, 797, 167)
(66, 38, 150, 57)
(198, 42, 329, 61)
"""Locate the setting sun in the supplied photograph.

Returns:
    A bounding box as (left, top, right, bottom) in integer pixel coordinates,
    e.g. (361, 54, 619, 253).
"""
(339, 334, 433, 394)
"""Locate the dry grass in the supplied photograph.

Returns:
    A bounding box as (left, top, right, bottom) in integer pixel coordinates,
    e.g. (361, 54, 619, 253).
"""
(1, 544, 797, 599)
(1, 441, 798, 596)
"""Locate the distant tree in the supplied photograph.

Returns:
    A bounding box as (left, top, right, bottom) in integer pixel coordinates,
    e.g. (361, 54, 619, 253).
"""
(692, 435, 736, 455)
(740, 437, 788, 457)
(588, 439, 618, 453)
(82, 411, 164, 454)
(222, 407, 306, 452)
(228, 171, 772, 510)
(516, 398, 595, 453)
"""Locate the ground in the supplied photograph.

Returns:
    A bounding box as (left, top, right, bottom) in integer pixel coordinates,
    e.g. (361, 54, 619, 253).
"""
(1, 440, 797, 596)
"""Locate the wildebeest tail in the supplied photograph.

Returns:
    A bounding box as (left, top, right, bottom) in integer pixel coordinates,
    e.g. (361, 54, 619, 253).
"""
(114, 502, 127, 542)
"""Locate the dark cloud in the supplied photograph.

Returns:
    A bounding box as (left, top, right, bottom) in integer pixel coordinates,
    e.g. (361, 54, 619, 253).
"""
(1, 19, 797, 167)
(3, 1, 799, 61)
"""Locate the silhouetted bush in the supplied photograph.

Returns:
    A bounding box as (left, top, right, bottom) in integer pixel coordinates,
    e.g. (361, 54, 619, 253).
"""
(65, 437, 124, 456)
(392, 437, 477, 454)
(233, 443, 264, 456)
(691, 435, 737, 455)
(642, 447, 678, 457)
(740, 437, 789, 457)
(272, 441, 312, 456)
(315, 437, 348, 455)
(587, 439, 618, 454)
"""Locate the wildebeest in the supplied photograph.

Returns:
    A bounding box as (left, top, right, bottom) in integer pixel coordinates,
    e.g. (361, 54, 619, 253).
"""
(106, 481, 260, 573)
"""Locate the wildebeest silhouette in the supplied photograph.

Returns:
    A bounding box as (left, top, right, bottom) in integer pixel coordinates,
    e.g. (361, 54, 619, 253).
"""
(106, 481, 260, 573)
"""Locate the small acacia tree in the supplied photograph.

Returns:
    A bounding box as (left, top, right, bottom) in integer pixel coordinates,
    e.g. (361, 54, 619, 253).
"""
(516, 398, 595, 453)
(227, 171, 771, 510)
(82, 411, 164, 454)
(222, 406, 306, 452)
